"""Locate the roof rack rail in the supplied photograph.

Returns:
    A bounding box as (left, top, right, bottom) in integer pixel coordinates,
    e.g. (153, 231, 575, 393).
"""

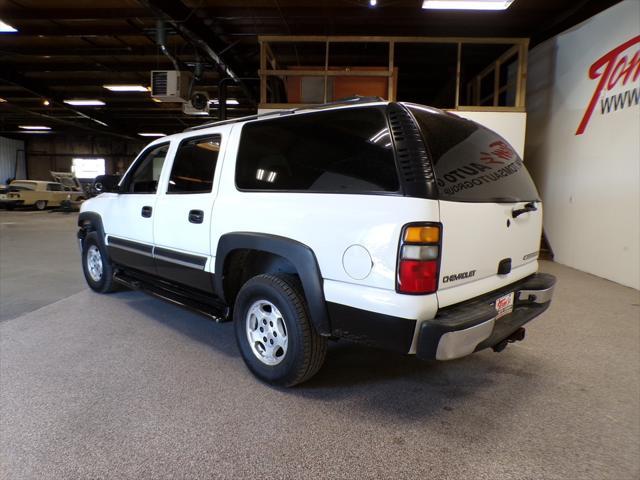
(183, 95, 385, 132)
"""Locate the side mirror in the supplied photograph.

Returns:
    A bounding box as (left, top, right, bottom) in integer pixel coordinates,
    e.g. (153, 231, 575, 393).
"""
(93, 175, 121, 194)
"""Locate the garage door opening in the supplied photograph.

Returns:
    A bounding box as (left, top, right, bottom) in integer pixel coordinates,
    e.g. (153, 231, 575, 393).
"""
(71, 158, 105, 179)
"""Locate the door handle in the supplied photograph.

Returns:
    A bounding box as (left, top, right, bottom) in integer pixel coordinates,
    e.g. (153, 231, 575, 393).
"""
(188, 209, 204, 224)
(512, 202, 537, 218)
(141, 206, 152, 218)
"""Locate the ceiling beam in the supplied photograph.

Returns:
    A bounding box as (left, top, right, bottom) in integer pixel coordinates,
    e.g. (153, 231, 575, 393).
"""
(0, 8, 153, 21)
(8, 25, 145, 36)
(139, 0, 256, 105)
(0, 102, 137, 140)
(0, 61, 195, 72)
(0, 71, 135, 139)
(0, 46, 190, 56)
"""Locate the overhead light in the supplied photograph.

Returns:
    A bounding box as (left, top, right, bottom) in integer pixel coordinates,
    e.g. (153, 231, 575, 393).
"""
(63, 99, 105, 106)
(0, 20, 18, 33)
(422, 0, 514, 10)
(369, 0, 377, 6)
(186, 110, 210, 116)
(103, 85, 149, 92)
(21, 131, 50, 134)
(19, 125, 51, 130)
(0, 97, 6, 102)
(42, 99, 50, 106)
(209, 99, 239, 105)
(151, 97, 162, 103)
(138, 133, 166, 137)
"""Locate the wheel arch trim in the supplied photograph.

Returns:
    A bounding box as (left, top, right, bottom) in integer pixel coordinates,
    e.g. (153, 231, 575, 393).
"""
(215, 232, 330, 336)
(78, 212, 107, 254)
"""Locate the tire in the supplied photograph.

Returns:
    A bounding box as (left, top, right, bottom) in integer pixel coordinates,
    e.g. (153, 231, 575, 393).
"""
(34, 200, 47, 210)
(234, 274, 327, 387)
(81, 231, 118, 293)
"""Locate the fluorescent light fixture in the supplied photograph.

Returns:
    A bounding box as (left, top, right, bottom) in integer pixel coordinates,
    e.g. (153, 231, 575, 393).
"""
(422, 0, 514, 10)
(209, 98, 239, 105)
(138, 133, 166, 137)
(21, 131, 50, 134)
(369, 0, 377, 6)
(103, 85, 149, 92)
(0, 97, 7, 102)
(187, 111, 210, 115)
(0, 20, 18, 33)
(63, 99, 105, 106)
(19, 125, 51, 130)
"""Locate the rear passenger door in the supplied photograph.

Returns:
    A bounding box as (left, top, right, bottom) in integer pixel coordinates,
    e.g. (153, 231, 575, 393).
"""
(152, 133, 224, 293)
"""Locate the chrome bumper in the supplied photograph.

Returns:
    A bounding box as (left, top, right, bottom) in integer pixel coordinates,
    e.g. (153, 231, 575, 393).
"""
(417, 273, 557, 361)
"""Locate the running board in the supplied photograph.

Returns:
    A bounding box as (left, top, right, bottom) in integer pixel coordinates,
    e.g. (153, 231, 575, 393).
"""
(113, 270, 230, 322)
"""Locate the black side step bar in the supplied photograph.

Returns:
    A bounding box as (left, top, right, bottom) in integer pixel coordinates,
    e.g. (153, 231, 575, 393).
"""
(113, 270, 230, 322)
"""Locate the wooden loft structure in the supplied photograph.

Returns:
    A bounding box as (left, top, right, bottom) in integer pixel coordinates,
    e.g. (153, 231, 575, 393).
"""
(258, 35, 529, 112)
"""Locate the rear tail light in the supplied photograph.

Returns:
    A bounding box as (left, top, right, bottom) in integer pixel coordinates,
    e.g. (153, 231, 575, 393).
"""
(397, 223, 441, 294)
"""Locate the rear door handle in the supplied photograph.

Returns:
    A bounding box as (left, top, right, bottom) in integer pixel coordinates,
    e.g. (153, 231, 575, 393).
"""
(188, 209, 204, 224)
(512, 202, 537, 218)
(141, 206, 152, 218)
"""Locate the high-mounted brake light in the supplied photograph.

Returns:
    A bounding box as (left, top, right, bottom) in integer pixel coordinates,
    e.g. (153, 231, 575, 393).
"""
(397, 223, 442, 294)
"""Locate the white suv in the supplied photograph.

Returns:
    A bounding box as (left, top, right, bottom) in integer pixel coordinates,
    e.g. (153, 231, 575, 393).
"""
(78, 99, 556, 386)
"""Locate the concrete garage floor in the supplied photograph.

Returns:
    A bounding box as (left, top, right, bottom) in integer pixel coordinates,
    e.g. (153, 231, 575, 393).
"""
(0, 211, 86, 321)
(1, 211, 639, 480)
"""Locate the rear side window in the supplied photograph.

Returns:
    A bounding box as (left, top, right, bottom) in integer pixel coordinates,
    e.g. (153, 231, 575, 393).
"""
(10, 182, 36, 191)
(47, 183, 63, 191)
(407, 105, 540, 203)
(235, 107, 398, 193)
(168, 135, 221, 194)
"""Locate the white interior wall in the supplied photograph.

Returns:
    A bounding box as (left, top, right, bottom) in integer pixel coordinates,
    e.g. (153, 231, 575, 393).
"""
(525, 0, 640, 290)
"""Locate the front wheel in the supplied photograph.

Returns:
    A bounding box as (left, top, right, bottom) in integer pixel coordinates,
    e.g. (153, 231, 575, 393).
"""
(34, 200, 47, 210)
(234, 274, 327, 387)
(81, 231, 118, 293)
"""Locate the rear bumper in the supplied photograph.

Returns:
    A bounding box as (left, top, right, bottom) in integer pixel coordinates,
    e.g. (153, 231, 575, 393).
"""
(416, 273, 556, 360)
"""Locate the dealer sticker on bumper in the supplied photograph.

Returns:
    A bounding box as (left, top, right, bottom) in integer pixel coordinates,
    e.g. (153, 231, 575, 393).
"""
(495, 292, 515, 319)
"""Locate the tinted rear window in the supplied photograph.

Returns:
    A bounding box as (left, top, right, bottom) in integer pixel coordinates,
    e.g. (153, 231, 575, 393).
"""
(235, 107, 399, 193)
(408, 105, 539, 203)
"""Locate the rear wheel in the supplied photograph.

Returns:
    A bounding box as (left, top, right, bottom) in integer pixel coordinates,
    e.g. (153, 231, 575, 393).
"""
(34, 200, 47, 210)
(81, 231, 118, 293)
(234, 274, 327, 387)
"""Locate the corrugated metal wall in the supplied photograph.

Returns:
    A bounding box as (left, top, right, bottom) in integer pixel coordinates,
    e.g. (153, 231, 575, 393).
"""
(0, 136, 26, 184)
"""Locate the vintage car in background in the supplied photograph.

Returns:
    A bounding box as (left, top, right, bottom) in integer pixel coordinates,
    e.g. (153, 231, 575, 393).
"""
(1, 180, 85, 210)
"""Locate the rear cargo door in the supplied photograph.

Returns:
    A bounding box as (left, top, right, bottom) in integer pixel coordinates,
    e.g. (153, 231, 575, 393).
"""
(407, 105, 542, 305)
